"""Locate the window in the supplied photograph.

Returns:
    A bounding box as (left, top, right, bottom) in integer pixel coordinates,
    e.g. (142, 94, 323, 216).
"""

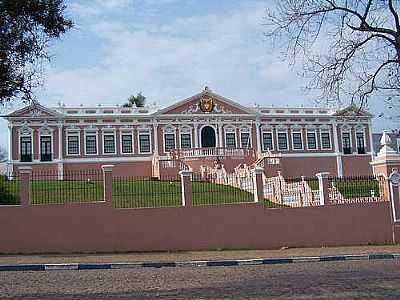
(356, 131, 366, 154)
(342, 132, 351, 154)
(139, 134, 151, 153)
(225, 132, 236, 148)
(20, 136, 32, 162)
(103, 134, 116, 154)
(164, 134, 176, 152)
(40, 136, 52, 161)
(321, 131, 331, 149)
(262, 132, 273, 151)
(85, 134, 97, 155)
(121, 134, 133, 154)
(306, 131, 317, 150)
(292, 132, 303, 150)
(180, 134, 192, 149)
(240, 132, 251, 148)
(277, 132, 288, 150)
(67, 135, 79, 155)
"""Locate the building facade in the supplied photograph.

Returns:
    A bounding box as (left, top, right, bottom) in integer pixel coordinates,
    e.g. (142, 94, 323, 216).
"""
(4, 87, 375, 177)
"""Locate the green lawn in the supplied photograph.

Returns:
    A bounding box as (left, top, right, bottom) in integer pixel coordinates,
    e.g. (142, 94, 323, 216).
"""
(0, 178, 256, 208)
(0, 176, 20, 205)
(334, 179, 380, 198)
(31, 180, 104, 205)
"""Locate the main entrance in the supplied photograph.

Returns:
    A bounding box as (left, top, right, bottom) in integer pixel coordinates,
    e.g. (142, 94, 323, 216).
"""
(201, 126, 216, 148)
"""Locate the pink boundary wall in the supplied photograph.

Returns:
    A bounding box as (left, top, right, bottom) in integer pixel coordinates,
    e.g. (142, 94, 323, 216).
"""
(0, 202, 393, 254)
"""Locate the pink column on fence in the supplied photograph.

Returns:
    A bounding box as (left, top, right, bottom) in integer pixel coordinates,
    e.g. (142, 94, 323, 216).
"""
(19, 166, 32, 207)
(101, 165, 114, 206)
(253, 167, 264, 203)
(316, 172, 330, 205)
(179, 170, 193, 207)
(388, 171, 400, 243)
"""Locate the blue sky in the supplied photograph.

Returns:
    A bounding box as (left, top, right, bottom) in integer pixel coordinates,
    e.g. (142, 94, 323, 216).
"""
(0, 0, 397, 149)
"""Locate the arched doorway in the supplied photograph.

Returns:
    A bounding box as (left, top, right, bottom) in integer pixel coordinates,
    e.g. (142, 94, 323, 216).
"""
(201, 126, 216, 148)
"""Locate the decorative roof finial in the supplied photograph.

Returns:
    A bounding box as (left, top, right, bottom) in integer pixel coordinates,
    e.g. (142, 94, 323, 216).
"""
(378, 130, 396, 156)
(204, 86, 211, 92)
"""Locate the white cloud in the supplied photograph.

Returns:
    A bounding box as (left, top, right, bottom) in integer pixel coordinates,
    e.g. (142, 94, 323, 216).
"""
(69, 0, 134, 17)
(44, 1, 311, 110)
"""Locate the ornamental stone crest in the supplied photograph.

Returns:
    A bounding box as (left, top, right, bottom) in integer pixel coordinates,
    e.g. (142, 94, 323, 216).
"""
(199, 95, 215, 113)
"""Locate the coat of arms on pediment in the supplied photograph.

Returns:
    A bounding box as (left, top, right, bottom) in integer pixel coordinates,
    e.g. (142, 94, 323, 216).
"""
(199, 95, 215, 113)
(181, 97, 233, 114)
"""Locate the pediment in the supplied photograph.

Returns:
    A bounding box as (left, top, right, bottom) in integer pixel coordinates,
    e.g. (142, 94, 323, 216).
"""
(156, 88, 255, 116)
(333, 104, 372, 117)
(7, 101, 61, 118)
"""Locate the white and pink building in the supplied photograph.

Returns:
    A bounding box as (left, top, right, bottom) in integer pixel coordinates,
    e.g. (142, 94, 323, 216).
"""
(4, 87, 375, 177)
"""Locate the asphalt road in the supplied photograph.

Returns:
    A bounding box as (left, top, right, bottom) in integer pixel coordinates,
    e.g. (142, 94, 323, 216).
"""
(1, 260, 399, 299)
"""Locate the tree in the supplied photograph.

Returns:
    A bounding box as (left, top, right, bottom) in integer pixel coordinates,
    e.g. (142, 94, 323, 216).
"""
(123, 93, 146, 108)
(265, 0, 400, 107)
(0, 0, 73, 104)
(0, 146, 6, 161)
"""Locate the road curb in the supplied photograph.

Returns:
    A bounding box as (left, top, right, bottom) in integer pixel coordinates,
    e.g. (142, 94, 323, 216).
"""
(0, 253, 398, 272)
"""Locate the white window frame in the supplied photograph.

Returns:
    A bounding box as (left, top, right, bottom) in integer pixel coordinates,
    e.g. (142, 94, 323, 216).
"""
(179, 126, 192, 149)
(163, 125, 176, 153)
(84, 127, 99, 156)
(320, 128, 332, 150)
(224, 126, 237, 148)
(18, 124, 33, 162)
(239, 126, 252, 148)
(306, 129, 318, 150)
(66, 128, 81, 156)
(102, 128, 117, 155)
(277, 130, 289, 151)
(120, 129, 134, 155)
(38, 126, 54, 161)
(355, 125, 366, 154)
(261, 128, 274, 151)
(137, 128, 152, 154)
(291, 129, 304, 151)
(341, 125, 352, 154)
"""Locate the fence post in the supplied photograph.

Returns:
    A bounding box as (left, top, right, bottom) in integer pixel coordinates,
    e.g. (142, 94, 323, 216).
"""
(389, 171, 400, 244)
(316, 172, 330, 205)
(101, 165, 114, 206)
(19, 166, 32, 207)
(253, 167, 264, 203)
(179, 170, 193, 207)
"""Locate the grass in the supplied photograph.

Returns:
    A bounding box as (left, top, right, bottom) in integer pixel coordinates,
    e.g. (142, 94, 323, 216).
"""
(31, 180, 104, 205)
(334, 179, 380, 198)
(0, 178, 256, 208)
(0, 176, 20, 205)
(263, 199, 289, 208)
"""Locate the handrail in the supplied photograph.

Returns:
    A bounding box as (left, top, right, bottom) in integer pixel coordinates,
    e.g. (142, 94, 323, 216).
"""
(171, 147, 255, 159)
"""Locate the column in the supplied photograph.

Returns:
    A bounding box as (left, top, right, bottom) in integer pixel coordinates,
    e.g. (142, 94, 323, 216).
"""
(153, 122, 159, 155)
(255, 120, 261, 155)
(316, 172, 330, 205)
(368, 120, 375, 159)
(179, 170, 193, 207)
(102, 165, 114, 206)
(57, 123, 63, 180)
(253, 167, 264, 203)
(194, 122, 199, 148)
(218, 123, 223, 147)
(7, 124, 13, 175)
(332, 122, 343, 177)
(19, 166, 32, 207)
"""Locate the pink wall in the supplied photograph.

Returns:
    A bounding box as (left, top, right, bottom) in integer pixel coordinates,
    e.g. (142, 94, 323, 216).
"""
(279, 156, 338, 177)
(0, 202, 393, 254)
(342, 155, 373, 176)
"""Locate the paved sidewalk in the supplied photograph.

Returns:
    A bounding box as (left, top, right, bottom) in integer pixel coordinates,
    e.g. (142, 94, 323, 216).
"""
(0, 245, 399, 264)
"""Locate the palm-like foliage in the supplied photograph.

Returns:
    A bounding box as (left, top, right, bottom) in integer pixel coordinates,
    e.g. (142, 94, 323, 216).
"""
(123, 93, 146, 108)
